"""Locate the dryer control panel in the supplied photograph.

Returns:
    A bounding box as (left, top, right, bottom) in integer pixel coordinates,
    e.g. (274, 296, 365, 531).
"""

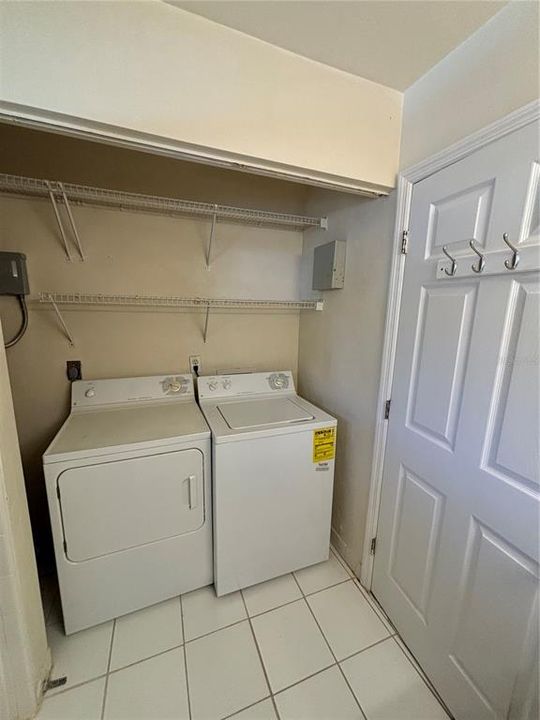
(72, 374, 194, 408)
(198, 371, 295, 400)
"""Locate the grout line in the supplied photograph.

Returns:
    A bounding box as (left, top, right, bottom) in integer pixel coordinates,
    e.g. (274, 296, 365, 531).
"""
(272, 660, 336, 698)
(107, 644, 184, 677)
(185, 617, 246, 644)
(338, 635, 394, 665)
(43, 575, 394, 710)
(331, 553, 448, 715)
(245, 595, 302, 621)
(239, 589, 281, 720)
(331, 547, 451, 719)
(100, 619, 116, 720)
(45, 565, 449, 719)
(45, 578, 387, 701)
(301, 577, 352, 598)
(185, 579, 349, 645)
(244, 578, 350, 621)
(329, 546, 356, 578)
(350, 578, 397, 633)
(179, 595, 193, 720)
(43, 673, 108, 700)
(222, 694, 272, 720)
(391, 636, 454, 719)
(290, 573, 368, 720)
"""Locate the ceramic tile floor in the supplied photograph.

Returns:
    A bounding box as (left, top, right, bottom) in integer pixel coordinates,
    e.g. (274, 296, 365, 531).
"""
(37, 551, 450, 720)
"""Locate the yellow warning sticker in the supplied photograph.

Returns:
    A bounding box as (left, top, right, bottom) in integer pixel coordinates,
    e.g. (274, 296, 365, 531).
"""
(313, 427, 336, 463)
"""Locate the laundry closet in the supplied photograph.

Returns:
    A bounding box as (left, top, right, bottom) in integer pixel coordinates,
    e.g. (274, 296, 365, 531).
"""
(1, 3, 539, 720)
(0, 125, 330, 574)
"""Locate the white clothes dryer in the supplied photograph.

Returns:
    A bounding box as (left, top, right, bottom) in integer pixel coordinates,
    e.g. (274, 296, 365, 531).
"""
(198, 371, 337, 596)
(43, 374, 212, 634)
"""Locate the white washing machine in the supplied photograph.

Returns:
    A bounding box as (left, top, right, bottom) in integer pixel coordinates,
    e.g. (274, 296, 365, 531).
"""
(198, 371, 337, 596)
(43, 374, 212, 634)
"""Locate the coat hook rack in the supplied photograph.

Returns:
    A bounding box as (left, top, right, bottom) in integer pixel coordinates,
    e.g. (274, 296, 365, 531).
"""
(502, 232, 520, 270)
(442, 246, 457, 276)
(470, 240, 486, 274)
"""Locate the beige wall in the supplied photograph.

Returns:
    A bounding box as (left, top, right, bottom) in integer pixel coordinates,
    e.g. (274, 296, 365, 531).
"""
(298, 192, 396, 573)
(401, 0, 539, 168)
(0, 1, 402, 192)
(0, 323, 50, 719)
(0, 129, 309, 565)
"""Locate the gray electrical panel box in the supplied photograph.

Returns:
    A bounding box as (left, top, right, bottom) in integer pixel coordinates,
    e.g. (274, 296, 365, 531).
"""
(0, 252, 30, 295)
(312, 240, 346, 290)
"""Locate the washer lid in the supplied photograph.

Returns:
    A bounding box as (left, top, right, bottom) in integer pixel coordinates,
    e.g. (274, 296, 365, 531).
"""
(217, 397, 314, 430)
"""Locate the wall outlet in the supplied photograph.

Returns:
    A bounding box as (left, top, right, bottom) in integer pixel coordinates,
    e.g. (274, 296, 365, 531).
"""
(66, 360, 82, 382)
(189, 355, 201, 374)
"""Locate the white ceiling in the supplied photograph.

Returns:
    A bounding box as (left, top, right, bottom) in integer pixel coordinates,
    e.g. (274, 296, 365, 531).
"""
(167, 0, 506, 91)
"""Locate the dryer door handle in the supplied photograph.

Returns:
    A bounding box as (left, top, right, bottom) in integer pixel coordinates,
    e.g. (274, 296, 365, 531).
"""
(187, 475, 199, 510)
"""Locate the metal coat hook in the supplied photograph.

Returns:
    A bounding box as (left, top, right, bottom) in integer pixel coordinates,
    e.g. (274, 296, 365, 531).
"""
(470, 240, 485, 274)
(442, 246, 457, 276)
(502, 233, 520, 270)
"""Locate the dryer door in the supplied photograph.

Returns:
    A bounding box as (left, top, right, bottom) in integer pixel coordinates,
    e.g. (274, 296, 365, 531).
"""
(58, 449, 204, 561)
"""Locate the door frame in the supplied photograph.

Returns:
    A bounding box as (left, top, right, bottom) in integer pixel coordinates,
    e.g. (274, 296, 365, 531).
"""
(360, 98, 540, 589)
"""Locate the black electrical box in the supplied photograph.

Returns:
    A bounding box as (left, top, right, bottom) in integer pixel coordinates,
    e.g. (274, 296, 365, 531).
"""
(0, 252, 29, 295)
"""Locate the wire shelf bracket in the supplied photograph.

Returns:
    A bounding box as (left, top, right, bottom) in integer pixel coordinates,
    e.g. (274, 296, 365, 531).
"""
(203, 304, 211, 344)
(206, 206, 218, 269)
(45, 294, 75, 346)
(45, 181, 85, 262)
(59, 182, 85, 261)
(36, 292, 323, 345)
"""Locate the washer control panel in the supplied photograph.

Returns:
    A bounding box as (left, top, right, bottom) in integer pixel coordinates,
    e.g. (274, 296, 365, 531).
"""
(72, 374, 194, 408)
(198, 371, 294, 400)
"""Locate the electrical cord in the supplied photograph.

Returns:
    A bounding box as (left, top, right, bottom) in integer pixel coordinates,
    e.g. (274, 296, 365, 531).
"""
(4, 295, 28, 349)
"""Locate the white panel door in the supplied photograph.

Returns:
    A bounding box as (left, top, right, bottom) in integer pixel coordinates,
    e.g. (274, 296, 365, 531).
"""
(373, 121, 540, 720)
(59, 449, 204, 561)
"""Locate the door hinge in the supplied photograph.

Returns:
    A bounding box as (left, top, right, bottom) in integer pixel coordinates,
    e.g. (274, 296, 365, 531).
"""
(401, 229, 409, 254)
(370, 537, 377, 556)
(384, 399, 391, 419)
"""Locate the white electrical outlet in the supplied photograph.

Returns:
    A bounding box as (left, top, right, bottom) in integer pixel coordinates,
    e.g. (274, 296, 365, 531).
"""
(189, 355, 201, 374)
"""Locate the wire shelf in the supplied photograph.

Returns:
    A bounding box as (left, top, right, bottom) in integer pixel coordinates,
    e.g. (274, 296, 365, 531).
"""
(0, 173, 327, 231)
(37, 292, 323, 312)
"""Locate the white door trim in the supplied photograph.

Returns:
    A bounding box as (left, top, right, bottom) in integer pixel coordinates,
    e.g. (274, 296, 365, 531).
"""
(360, 98, 540, 588)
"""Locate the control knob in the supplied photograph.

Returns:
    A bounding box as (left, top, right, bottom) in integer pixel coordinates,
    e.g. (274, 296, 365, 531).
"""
(162, 376, 188, 394)
(268, 372, 289, 390)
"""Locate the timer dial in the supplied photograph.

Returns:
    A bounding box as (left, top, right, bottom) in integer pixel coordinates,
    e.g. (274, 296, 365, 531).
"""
(268, 373, 289, 390)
